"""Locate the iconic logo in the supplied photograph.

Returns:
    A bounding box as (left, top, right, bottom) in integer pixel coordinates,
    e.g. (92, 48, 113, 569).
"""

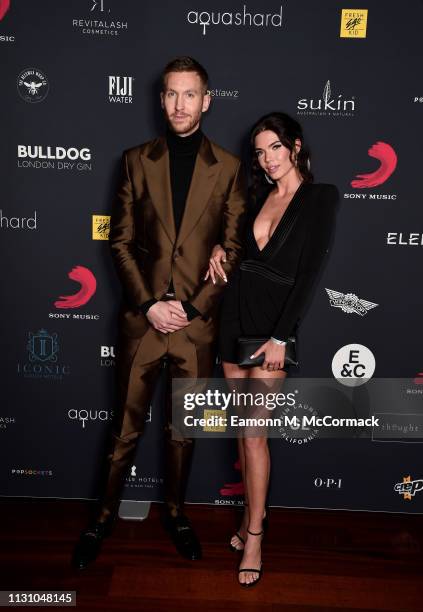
(351, 142, 397, 188)
(340, 9, 368, 38)
(27, 329, 58, 363)
(187, 5, 283, 36)
(17, 69, 49, 103)
(92, 215, 110, 240)
(54, 266, 97, 309)
(108, 76, 133, 103)
(17, 329, 70, 380)
(0, 0, 10, 20)
(297, 80, 355, 117)
(394, 476, 423, 500)
(332, 344, 375, 387)
(325, 289, 378, 316)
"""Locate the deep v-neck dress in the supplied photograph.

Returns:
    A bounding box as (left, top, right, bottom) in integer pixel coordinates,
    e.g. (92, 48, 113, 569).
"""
(218, 181, 339, 364)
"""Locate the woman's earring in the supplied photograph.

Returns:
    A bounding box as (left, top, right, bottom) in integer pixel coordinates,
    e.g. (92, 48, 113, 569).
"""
(294, 155, 298, 167)
(264, 172, 274, 184)
(306, 157, 311, 171)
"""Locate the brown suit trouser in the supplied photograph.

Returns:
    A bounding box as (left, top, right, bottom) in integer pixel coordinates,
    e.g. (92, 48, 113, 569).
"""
(97, 317, 215, 523)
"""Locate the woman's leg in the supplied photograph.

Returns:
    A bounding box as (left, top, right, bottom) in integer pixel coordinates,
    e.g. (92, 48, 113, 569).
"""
(222, 361, 250, 549)
(238, 366, 287, 585)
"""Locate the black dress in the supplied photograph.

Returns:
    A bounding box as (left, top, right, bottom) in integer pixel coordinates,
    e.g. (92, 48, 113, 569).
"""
(218, 181, 339, 364)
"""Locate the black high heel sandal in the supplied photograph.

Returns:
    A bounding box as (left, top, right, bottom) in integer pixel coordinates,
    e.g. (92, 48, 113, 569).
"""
(229, 505, 268, 552)
(238, 528, 264, 588)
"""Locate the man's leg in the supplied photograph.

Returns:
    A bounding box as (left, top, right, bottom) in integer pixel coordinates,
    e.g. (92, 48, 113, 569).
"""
(72, 327, 166, 569)
(162, 330, 215, 559)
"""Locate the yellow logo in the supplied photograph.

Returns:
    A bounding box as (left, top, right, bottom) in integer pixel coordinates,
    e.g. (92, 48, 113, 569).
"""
(92, 215, 110, 240)
(203, 409, 227, 433)
(340, 9, 368, 38)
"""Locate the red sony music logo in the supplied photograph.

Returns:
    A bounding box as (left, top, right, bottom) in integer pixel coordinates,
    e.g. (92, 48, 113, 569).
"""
(0, 0, 10, 20)
(54, 266, 97, 309)
(351, 142, 397, 188)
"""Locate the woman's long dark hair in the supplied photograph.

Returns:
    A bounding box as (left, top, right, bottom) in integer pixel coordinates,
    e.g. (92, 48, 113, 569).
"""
(250, 112, 313, 201)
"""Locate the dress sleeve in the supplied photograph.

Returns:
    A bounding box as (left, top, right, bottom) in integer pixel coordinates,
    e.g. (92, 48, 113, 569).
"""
(272, 184, 339, 341)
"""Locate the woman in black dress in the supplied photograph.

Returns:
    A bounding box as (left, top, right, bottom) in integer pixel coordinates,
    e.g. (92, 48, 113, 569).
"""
(206, 112, 339, 587)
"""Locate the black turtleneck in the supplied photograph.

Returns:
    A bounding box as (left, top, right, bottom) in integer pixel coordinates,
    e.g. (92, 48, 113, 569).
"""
(139, 127, 203, 321)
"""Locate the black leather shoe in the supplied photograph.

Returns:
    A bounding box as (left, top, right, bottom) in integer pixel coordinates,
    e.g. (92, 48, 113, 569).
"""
(71, 521, 111, 570)
(163, 514, 202, 560)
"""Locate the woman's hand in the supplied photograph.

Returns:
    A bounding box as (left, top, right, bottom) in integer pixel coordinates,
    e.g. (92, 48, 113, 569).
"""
(204, 244, 227, 284)
(251, 339, 286, 371)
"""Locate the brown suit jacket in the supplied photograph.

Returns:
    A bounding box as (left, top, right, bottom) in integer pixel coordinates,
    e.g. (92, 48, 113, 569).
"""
(109, 134, 247, 339)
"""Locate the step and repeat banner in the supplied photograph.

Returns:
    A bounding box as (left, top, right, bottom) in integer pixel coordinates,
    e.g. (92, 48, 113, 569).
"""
(1, 0, 422, 513)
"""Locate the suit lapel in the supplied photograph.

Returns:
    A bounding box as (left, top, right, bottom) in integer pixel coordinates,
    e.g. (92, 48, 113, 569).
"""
(176, 136, 222, 248)
(140, 138, 176, 244)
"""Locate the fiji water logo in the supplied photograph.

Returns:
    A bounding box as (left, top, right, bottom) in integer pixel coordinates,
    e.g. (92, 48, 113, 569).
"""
(297, 80, 355, 117)
(351, 142, 397, 188)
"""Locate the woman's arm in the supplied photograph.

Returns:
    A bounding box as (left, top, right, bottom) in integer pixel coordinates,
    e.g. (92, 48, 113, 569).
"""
(272, 184, 339, 341)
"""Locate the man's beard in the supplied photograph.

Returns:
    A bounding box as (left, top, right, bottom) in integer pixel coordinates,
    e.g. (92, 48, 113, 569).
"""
(167, 112, 201, 135)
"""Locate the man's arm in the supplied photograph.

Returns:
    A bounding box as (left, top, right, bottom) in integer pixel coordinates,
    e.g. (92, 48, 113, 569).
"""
(189, 161, 247, 316)
(109, 151, 155, 308)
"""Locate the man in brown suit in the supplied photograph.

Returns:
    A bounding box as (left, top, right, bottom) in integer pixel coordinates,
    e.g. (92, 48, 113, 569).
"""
(73, 57, 246, 568)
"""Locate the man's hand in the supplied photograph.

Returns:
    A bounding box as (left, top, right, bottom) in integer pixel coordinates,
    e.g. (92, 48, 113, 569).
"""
(146, 300, 190, 334)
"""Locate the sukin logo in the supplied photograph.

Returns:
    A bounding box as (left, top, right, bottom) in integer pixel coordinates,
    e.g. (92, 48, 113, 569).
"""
(54, 266, 96, 309)
(187, 5, 283, 36)
(108, 76, 133, 103)
(0, 210, 37, 230)
(351, 142, 397, 189)
(17, 329, 70, 381)
(394, 476, 423, 500)
(332, 344, 375, 387)
(0, 0, 10, 20)
(72, 0, 128, 36)
(17, 69, 49, 103)
(17, 145, 92, 171)
(325, 289, 378, 316)
(297, 80, 355, 117)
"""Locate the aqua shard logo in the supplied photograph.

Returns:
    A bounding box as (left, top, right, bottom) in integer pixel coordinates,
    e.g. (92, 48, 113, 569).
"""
(27, 329, 59, 363)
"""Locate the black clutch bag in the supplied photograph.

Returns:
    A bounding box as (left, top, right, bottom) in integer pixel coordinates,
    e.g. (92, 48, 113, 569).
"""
(237, 336, 298, 368)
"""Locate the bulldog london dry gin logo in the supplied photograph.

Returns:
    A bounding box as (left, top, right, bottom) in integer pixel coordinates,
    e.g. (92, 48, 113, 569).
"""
(325, 289, 378, 316)
(17, 69, 49, 103)
(332, 344, 375, 387)
(17, 145, 92, 171)
(297, 80, 355, 118)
